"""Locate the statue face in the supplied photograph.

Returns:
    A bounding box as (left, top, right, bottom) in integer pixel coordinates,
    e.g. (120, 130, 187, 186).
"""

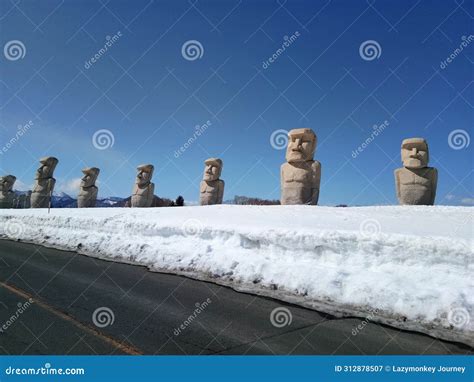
(401, 140, 429, 168)
(0, 176, 15, 192)
(286, 129, 316, 163)
(136, 166, 153, 187)
(35, 157, 58, 180)
(203, 162, 222, 181)
(81, 168, 99, 188)
(36, 163, 52, 179)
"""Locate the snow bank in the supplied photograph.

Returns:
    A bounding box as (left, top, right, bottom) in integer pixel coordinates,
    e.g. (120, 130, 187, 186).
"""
(0, 205, 472, 346)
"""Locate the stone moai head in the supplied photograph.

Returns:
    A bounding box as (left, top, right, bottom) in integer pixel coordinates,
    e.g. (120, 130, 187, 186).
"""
(401, 138, 429, 169)
(81, 167, 100, 188)
(35, 157, 58, 180)
(136, 164, 154, 187)
(0, 175, 16, 192)
(203, 158, 223, 181)
(285, 128, 317, 163)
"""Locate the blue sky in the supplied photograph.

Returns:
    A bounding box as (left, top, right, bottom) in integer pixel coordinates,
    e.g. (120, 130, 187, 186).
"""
(0, 0, 472, 205)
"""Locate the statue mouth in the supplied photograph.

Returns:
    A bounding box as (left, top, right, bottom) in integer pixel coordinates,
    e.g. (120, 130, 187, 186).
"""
(287, 153, 307, 162)
(405, 159, 424, 168)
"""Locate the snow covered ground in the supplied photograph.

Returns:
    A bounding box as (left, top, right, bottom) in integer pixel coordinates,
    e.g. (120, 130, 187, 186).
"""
(0, 205, 472, 346)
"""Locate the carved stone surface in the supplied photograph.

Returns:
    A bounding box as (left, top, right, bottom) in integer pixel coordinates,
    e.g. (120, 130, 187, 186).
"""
(280, 128, 321, 205)
(131, 164, 155, 208)
(200, 158, 224, 205)
(394, 138, 438, 205)
(77, 167, 100, 208)
(30, 157, 58, 208)
(0, 175, 16, 209)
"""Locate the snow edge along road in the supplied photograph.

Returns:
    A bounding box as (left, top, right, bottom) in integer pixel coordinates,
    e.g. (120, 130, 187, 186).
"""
(0, 206, 472, 347)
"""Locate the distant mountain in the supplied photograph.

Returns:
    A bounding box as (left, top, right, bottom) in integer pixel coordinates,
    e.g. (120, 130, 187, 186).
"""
(52, 192, 76, 208)
(11, 191, 188, 208)
(52, 193, 128, 208)
(13, 190, 127, 208)
(96, 197, 126, 207)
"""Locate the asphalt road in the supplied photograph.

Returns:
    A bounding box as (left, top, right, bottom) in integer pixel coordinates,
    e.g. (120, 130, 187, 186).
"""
(0, 239, 471, 355)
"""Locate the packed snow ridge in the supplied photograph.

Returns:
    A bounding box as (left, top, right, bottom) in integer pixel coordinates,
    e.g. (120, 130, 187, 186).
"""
(0, 205, 472, 346)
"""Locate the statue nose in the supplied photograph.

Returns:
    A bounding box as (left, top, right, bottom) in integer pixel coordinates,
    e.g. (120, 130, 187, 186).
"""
(293, 138, 302, 150)
(411, 148, 418, 156)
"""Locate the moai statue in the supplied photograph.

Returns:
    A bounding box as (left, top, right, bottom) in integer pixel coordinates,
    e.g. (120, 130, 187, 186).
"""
(0, 175, 16, 209)
(199, 158, 224, 205)
(131, 164, 155, 207)
(394, 138, 437, 205)
(281, 128, 321, 205)
(30, 157, 58, 208)
(77, 167, 100, 208)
